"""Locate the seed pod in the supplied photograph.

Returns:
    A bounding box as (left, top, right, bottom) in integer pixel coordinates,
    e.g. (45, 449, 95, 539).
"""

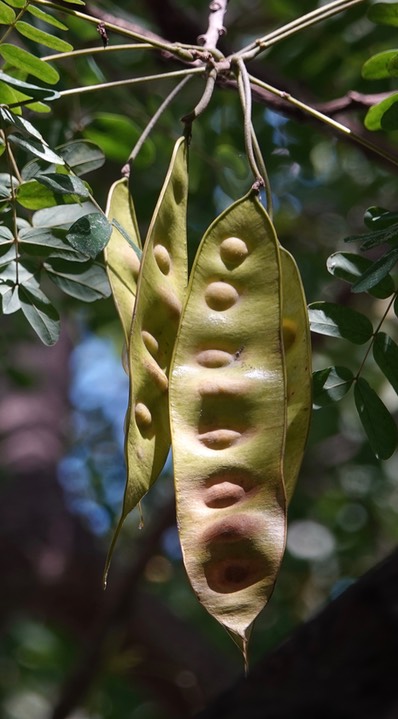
(281, 248, 312, 502)
(105, 177, 142, 344)
(104, 137, 189, 584)
(169, 191, 287, 659)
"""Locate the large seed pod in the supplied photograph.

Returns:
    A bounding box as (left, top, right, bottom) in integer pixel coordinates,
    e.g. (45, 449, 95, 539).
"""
(281, 248, 312, 502)
(104, 137, 189, 583)
(105, 177, 142, 343)
(169, 191, 287, 658)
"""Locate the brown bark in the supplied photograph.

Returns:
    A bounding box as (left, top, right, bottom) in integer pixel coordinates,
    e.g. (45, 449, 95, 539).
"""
(197, 548, 398, 719)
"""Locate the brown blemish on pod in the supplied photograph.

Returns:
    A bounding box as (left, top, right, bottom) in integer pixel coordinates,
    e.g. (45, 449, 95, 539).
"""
(203, 471, 257, 509)
(142, 330, 159, 358)
(220, 236, 249, 267)
(135, 402, 152, 429)
(196, 348, 234, 368)
(205, 281, 239, 311)
(283, 318, 297, 353)
(153, 244, 171, 275)
(202, 516, 269, 593)
(198, 428, 242, 449)
(204, 557, 268, 593)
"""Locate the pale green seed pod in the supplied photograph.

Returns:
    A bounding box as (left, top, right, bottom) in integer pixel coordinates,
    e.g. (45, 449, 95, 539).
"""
(104, 137, 189, 584)
(281, 248, 312, 502)
(105, 177, 142, 344)
(169, 191, 287, 661)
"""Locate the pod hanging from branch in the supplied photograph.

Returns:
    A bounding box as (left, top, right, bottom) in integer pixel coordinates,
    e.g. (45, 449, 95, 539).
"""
(169, 191, 287, 663)
(104, 137, 189, 584)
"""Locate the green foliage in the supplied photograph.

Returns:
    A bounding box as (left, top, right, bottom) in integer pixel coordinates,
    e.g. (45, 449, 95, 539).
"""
(363, 3, 398, 130)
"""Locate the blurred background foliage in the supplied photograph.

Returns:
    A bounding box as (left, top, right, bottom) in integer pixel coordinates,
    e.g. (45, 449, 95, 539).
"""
(1, 0, 398, 717)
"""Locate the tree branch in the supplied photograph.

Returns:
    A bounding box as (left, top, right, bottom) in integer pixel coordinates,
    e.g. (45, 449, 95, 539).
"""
(198, 0, 229, 49)
(197, 548, 398, 719)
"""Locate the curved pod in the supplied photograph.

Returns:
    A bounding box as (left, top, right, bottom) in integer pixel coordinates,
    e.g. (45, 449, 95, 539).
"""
(105, 177, 142, 343)
(105, 138, 188, 582)
(169, 192, 287, 653)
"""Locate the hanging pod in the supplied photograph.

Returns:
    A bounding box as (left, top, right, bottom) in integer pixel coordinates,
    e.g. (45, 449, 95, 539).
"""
(104, 137, 189, 584)
(105, 177, 142, 344)
(169, 191, 287, 660)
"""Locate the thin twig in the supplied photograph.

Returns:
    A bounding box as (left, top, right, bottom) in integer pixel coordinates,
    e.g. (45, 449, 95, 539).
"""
(235, 0, 366, 61)
(235, 58, 263, 185)
(42, 43, 154, 62)
(57, 66, 205, 98)
(248, 74, 398, 170)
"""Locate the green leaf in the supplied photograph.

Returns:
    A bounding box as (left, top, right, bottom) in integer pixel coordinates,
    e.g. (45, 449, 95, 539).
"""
(32, 201, 97, 228)
(368, 3, 398, 26)
(362, 50, 398, 79)
(0, 246, 15, 267)
(351, 248, 398, 293)
(44, 258, 111, 301)
(364, 206, 398, 230)
(36, 173, 89, 198)
(27, 5, 68, 30)
(16, 179, 58, 209)
(354, 377, 397, 460)
(0, 80, 20, 108)
(308, 302, 373, 344)
(373, 332, 398, 395)
(364, 93, 398, 131)
(57, 140, 105, 176)
(0, 1, 16, 24)
(15, 22, 73, 53)
(61, 0, 85, 4)
(4, 0, 26, 6)
(19, 281, 60, 345)
(327, 252, 395, 299)
(344, 224, 398, 250)
(0, 106, 47, 142)
(66, 213, 112, 259)
(0, 226, 13, 243)
(313, 366, 354, 408)
(8, 134, 65, 165)
(0, 71, 59, 100)
(19, 226, 84, 260)
(1, 283, 20, 314)
(0, 45, 59, 84)
(0, 259, 35, 284)
(381, 99, 398, 130)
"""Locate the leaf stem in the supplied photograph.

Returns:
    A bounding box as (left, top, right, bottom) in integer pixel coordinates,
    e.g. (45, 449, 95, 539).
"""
(42, 43, 154, 62)
(236, 0, 366, 61)
(2, 130, 20, 283)
(181, 67, 217, 124)
(33, 0, 198, 61)
(57, 66, 205, 99)
(234, 58, 263, 185)
(355, 292, 398, 380)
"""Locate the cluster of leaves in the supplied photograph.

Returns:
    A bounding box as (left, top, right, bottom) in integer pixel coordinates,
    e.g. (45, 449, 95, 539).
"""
(0, 0, 79, 111)
(362, 3, 398, 131)
(310, 205, 398, 460)
(308, 3, 398, 460)
(0, 108, 112, 344)
(0, 0, 115, 344)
